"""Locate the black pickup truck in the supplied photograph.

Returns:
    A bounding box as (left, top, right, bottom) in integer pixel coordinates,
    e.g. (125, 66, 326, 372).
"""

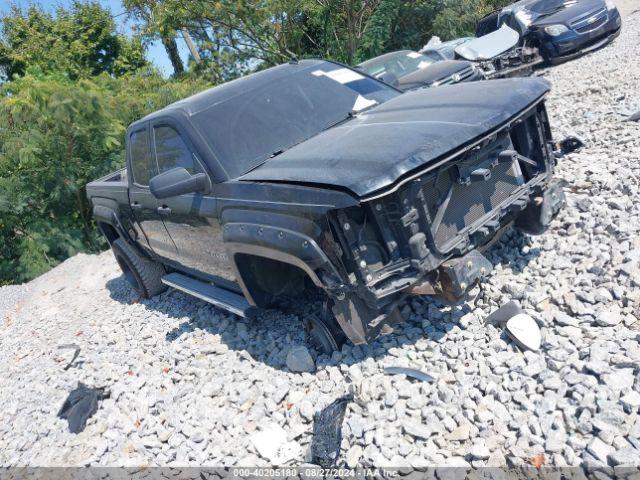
(87, 59, 570, 353)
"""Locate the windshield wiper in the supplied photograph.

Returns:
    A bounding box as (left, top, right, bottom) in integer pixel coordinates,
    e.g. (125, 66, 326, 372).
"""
(239, 150, 284, 176)
(352, 103, 378, 115)
(322, 111, 355, 132)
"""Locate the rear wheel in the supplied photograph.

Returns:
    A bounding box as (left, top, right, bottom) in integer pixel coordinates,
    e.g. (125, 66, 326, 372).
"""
(111, 238, 167, 298)
(306, 299, 347, 355)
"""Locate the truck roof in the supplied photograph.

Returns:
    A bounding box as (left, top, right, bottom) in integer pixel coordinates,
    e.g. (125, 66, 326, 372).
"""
(131, 59, 330, 128)
(129, 58, 400, 180)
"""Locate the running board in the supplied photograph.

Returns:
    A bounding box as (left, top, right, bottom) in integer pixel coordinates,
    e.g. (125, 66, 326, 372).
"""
(161, 272, 255, 318)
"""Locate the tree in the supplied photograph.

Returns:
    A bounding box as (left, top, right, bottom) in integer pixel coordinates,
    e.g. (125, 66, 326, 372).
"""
(0, 0, 524, 285)
(357, 0, 399, 61)
(0, 70, 209, 284)
(0, 1, 147, 81)
(122, 0, 185, 75)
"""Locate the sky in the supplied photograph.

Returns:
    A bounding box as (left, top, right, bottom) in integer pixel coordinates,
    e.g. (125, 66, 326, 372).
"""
(2, 0, 189, 76)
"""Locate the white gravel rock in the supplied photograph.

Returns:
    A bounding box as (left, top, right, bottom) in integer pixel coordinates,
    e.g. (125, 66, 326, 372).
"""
(586, 438, 614, 463)
(621, 392, 640, 412)
(250, 424, 301, 465)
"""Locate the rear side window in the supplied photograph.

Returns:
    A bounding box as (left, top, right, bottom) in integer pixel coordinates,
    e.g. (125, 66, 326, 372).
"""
(153, 126, 197, 175)
(129, 129, 154, 186)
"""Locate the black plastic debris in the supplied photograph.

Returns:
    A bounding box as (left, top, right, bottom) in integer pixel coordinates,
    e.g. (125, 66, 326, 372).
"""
(383, 366, 435, 383)
(556, 135, 584, 154)
(57, 344, 80, 370)
(483, 300, 523, 328)
(310, 394, 352, 467)
(58, 383, 108, 433)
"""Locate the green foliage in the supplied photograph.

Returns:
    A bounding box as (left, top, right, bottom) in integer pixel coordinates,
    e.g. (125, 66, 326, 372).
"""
(0, 1, 209, 284)
(0, 1, 147, 80)
(431, 0, 513, 39)
(0, 70, 209, 285)
(0, 72, 117, 281)
(132, 0, 514, 76)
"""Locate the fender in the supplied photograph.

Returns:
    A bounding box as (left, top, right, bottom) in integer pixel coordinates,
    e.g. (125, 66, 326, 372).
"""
(92, 205, 119, 227)
(92, 205, 136, 246)
(223, 222, 346, 302)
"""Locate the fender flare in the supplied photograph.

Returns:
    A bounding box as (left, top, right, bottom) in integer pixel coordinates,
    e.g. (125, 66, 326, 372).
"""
(92, 205, 133, 244)
(223, 222, 345, 304)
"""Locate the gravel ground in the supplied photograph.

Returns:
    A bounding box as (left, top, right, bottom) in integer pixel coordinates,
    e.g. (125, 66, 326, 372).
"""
(0, 285, 28, 322)
(1, 14, 640, 471)
(615, 0, 638, 18)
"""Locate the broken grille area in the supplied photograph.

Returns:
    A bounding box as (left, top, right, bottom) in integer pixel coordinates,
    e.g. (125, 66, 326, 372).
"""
(377, 103, 550, 257)
(424, 156, 525, 251)
(331, 102, 553, 295)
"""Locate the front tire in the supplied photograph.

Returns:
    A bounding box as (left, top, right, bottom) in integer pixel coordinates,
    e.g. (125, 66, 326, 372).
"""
(306, 299, 347, 354)
(111, 238, 167, 298)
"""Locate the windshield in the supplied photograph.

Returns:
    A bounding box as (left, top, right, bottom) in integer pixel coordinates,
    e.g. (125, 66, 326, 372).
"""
(191, 62, 398, 178)
(358, 51, 436, 80)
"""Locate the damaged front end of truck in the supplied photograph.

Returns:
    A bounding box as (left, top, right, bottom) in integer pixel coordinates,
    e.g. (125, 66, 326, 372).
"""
(237, 76, 574, 349)
(322, 89, 566, 345)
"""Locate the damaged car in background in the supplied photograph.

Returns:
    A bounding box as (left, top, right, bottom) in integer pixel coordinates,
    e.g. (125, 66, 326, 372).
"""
(454, 24, 544, 78)
(476, 0, 622, 64)
(357, 50, 483, 90)
(87, 59, 578, 354)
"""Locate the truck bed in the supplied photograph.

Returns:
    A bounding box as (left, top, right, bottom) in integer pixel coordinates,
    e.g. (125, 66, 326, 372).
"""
(86, 168, 129, 206)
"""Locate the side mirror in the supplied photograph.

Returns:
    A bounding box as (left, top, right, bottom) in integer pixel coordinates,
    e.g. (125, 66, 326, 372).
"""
(149, 167, 209, 199)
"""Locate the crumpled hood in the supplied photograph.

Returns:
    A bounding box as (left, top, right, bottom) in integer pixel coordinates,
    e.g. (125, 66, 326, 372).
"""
(455, 25, 520, 61)
(240, 78, 550, 198)
(398, 60, 474, 91)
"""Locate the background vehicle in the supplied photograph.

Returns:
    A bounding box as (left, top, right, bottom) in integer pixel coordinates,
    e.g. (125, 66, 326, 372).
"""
(455, 25, 544, 77)
(357, 50, 482, 90)
(420, 37, 474, 60)
(477, 0, 622, 64)
(87, 59, 569, 353)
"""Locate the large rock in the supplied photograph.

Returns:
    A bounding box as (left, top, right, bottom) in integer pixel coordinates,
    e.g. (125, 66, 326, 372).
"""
(446, 424, 471, 441)
(592, 410, 628, 435)
(608, 447, 640, 466)
(470, 443, 491, 460)
(250, 424, 302, 464)
(586, 438, 613, 463)
(285, 346, 315, 373)
(602, 368, 635, 392)
(621, 391, 640, 411)
(596, 309, 623, 327)
(345, 445, 363, 468)
(402, 421, 432, 440)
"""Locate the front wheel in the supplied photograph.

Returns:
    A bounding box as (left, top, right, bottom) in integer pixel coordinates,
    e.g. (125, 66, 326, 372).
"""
(111, 238, 167, 298)
(306, 299, 347, 355)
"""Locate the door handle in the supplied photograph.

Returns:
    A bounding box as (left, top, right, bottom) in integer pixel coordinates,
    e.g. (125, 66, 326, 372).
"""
(157, 206, 172, 216)
(130, 202, 142, 210)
